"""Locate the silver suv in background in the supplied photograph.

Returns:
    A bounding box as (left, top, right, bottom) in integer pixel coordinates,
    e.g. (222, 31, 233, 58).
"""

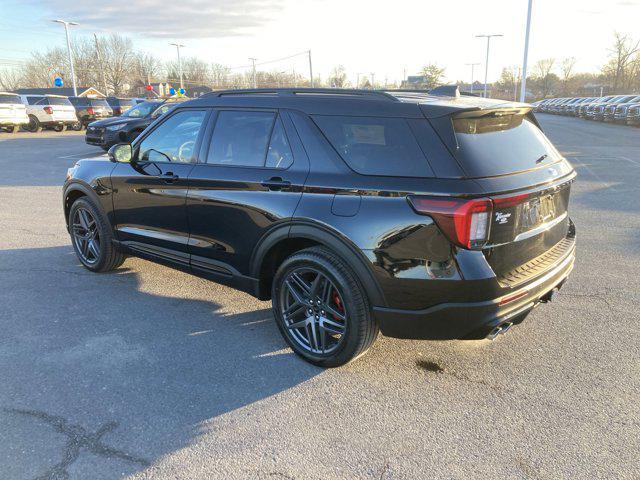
(20, 94, 78, 132)
(0, 92, 29, 133)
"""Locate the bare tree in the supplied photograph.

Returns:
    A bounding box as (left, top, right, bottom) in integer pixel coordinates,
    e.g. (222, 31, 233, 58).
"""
(210, 63, 230, 88)
(328, 65, 349, 88)
(0, 68, 22, 90)
(420, 63, 445, 89)
(602, 32, 639, 92)
(132, 52, 163, 86)
(166, 57, 210, 86)
(560, 57, 577, 95)
(533, 58, 556, 97)
(99, 34, 136, 95)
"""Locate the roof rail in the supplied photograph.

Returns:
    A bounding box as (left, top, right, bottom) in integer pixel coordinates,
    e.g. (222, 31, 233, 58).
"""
(203, 88, 399, 101)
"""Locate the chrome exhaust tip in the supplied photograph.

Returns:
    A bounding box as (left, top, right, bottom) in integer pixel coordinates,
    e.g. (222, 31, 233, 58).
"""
(486, 322, 514, 340)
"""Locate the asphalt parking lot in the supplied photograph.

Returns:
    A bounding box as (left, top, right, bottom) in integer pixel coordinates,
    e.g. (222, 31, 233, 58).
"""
(0, 117, 638, 479)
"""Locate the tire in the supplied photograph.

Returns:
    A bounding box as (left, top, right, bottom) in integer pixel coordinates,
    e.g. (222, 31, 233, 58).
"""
(68, 197, 125, 273)
(27, 115, 42, 133)
(71, 122, 82, 131)
(5, 125, 18, 133)
(54, 124, 67, 132)
(271, 246, 379, 367)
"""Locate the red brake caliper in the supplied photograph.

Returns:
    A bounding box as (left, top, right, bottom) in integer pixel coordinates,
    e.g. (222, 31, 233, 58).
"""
(331, 290, 344, 321)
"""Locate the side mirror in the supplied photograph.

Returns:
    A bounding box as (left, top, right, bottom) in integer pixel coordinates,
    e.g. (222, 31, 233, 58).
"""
(108, 143, 132, 163)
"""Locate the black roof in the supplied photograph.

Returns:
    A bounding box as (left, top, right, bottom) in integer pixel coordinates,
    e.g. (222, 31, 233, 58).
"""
(185, 87, 529, 118)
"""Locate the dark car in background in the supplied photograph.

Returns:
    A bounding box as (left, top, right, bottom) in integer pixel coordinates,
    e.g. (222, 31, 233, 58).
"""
(68, 97, 113, 129)
(105, 97, 136, 116)
(609, 95, 640, 123)
(85, 99, 180, 150)
(65, 87, 576, 366)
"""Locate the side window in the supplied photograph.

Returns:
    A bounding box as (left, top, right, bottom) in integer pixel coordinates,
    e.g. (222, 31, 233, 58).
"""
(137, 110, 206, 164)
(265, 119, 294, 169)
(27, 96, 43, 105)
(207, 110, 275, 167)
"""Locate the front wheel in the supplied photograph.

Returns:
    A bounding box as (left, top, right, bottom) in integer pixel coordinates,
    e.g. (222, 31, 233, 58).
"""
(272, 247, 378, 367)
(69, 197, 125, 272)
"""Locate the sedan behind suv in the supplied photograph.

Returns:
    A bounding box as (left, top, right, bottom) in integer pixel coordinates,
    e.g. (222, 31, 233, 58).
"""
(20, 94, 78, 132)
(68, 97, 113, 129)
(0, 92, 29, 133)
(105, 97, 136, 116)
(64, 87, 576, 367)
(85, 99, 182, 150)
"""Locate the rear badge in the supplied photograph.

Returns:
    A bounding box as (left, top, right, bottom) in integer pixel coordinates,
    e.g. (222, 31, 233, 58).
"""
(495, 212, 511, 224)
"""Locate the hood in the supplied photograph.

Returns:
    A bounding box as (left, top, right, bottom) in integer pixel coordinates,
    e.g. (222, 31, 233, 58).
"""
(88, 116, 138, 128)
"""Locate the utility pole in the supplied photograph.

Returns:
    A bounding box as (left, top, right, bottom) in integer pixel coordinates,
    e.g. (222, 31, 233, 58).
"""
(249, 57, 257, 88)
(465, 63, 480, 93)
(514, 66, 521, 101)
(93, 34, 108, 95)
(308, 50, 314, 88)
(520, 0, 533, 102)
(356, 73, 360, 88)
(370, 72, 375, 89)
(475, 34, 503, 98)
(170, 43, 185, 90)
(52, 19, 78, 96)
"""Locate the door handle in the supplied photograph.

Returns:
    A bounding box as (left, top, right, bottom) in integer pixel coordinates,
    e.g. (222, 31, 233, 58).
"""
(162, 171, 179, 183)
(261, 177, 291, 191)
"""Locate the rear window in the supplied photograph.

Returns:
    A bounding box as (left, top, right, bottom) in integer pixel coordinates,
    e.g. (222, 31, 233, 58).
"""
(312, 115, 432, 177)
(89, 99, 109, 107)
(47, 97, 72, 106)
(0, 94, 22, 104)
(451, 111, 561, 177)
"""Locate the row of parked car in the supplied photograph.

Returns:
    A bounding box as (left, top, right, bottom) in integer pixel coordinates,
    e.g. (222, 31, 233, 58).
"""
(0, 92, 146, 133)
(533, 94, 640, 125)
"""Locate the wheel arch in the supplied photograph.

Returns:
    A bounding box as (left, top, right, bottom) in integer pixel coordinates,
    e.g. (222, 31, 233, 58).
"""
(251, 222, 387, 307)
(63, 182, 100, 229)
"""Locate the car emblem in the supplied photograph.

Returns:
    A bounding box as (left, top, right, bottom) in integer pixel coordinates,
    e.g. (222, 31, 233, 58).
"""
(495, 212, 511, 224)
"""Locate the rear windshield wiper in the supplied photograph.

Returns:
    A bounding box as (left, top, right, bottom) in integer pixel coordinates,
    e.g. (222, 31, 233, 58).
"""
(535, 154, 548, 164)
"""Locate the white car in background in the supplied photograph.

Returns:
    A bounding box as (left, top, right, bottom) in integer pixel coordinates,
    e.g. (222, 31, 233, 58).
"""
(19, 94, 78, 132)
(0, 92, 29, 133)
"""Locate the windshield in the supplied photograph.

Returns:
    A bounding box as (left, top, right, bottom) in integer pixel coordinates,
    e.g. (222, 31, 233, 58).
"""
(0, 94, 22, 104)
(122, 102, 161, 118)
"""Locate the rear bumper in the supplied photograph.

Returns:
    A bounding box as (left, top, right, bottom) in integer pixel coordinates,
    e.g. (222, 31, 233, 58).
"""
(373, 239, 575, 340)
(0, 115, 29, 126)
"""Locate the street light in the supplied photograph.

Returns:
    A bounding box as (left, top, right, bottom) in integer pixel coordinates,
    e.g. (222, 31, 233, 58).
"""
(520, 0, 534, 102)
(465, 63, 481, 93)
(52, 19, 79, 97)
(475, 34, 503, 98)
(170, 43, 185, 91)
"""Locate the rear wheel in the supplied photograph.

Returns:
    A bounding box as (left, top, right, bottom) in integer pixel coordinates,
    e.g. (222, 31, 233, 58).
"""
(5, 125, 18, 133)
(54, 124, 67, 132)
(69, 197, 125, 272)
(272, 247, 378, 367)
(71, 122, 82, 131)
(26, 115, 42, 133)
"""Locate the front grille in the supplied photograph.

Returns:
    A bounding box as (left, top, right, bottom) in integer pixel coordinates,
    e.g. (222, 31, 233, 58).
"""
(497, 231, 575, 288)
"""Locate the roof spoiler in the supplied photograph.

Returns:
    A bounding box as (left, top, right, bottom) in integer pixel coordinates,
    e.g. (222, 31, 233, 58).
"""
(428, 85, 460, 98)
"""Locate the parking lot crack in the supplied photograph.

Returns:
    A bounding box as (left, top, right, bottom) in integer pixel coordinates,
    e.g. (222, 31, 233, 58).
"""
(3, 407, 149, 479)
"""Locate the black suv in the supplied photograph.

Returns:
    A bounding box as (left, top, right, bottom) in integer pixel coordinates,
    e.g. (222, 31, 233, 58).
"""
(63, 88, 576, 367)
(85, 100, 179, 150)
(68, 97, 113, 129)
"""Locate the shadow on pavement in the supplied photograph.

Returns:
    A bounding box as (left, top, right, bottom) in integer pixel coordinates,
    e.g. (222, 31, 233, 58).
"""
(0, 245, 320, 479)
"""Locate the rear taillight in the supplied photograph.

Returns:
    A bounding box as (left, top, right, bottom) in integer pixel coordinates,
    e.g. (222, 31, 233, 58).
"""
(408, 196, 492, 249)
(44, 106, 53, 115)
(87, 107, 95, 115)
(409, 192, 532, 250)
(113, 107, 121, 115)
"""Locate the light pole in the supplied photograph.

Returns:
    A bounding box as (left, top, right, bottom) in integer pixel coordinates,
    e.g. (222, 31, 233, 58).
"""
(170, 43, 185, 91)
(249, 57, 257, 88)
(308, 50, 314, 88)
(520, 0, 533, 102)
(465, 63, 480, 93)
(475, 34, 503, 98)
(52, 20, 78, 96)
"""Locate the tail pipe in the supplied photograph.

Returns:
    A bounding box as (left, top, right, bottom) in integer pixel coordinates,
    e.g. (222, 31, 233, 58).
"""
(486, 322, 513, 341)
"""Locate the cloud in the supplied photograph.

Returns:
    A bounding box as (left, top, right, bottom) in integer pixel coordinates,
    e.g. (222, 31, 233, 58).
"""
(29, 0, 283, 38)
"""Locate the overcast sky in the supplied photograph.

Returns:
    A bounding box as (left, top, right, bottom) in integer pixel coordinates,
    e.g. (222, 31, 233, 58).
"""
(0, 0, 638, 85)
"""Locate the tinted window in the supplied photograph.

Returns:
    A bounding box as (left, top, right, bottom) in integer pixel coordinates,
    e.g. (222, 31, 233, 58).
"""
(451, 112, 561, 177)
(47, 97, 72, 106)
(27, 96, 45, 105)
(0, 94, 21, 104)
(207, 111, 275, 167)
(89, 99, 110, 107)
(313, 115, 431, 177)
(123, 102, 161, 118)
(265, 119, 293, 169)
(138, 110, 206, 164)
